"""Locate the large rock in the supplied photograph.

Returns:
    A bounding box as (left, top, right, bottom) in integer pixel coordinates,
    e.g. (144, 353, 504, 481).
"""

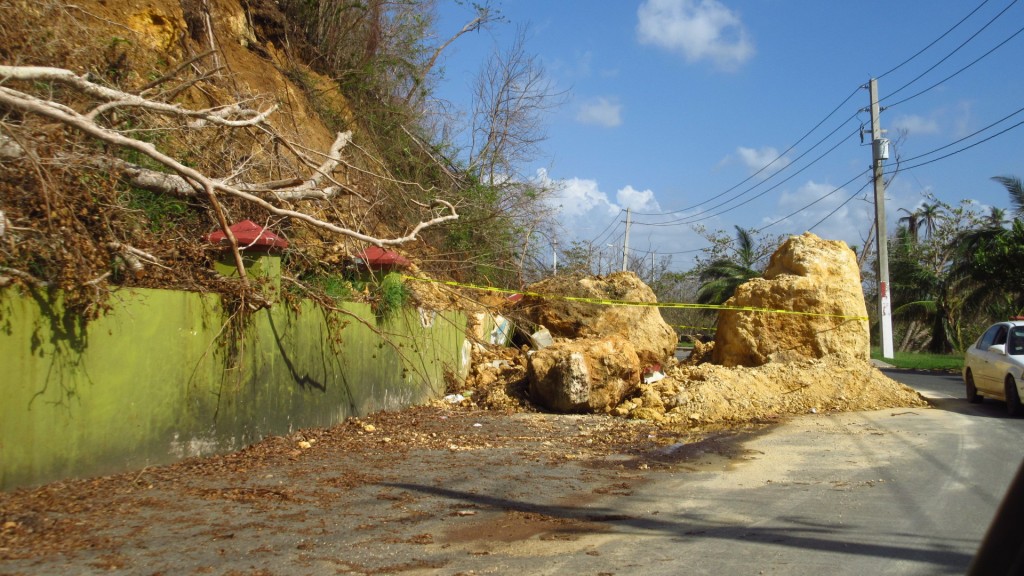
(527, 336, 640, 413)
(712, 232, 869, 367)
(519, 271, 677, 367)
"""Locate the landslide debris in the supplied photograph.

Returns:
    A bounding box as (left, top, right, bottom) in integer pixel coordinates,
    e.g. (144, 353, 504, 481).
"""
(713, 232, 870, 367)
(527, 335, 641, 413)
(518, 271, 678, 367)
(454, 233, 927, 426)
(616, 351, 926, 427)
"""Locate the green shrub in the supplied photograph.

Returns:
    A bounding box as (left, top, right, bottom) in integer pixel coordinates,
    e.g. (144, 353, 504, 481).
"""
(374, 272, 409, 322)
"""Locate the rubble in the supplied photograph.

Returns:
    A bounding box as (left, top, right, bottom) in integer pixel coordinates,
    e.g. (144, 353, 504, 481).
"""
(517, 271, 677, 367)
(527, 336, 640, 413)
(614, 354, 927, 426)
(454, 234, 925, 423)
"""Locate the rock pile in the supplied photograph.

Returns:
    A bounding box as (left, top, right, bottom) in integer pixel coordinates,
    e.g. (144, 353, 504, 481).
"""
(712, 232, 870, 367)
(527, 335, 640, 413)
(518, 271, 678, 367)
(453, 233, 926, 425)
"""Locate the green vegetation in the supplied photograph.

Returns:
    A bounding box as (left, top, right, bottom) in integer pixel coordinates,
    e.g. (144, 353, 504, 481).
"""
(121, 187, 191, 233)
(696, 226, 766, 305)
(881, 175, 1024, 355)
(301, 274, 362, 301)
(871, 348, 963, 372)
(372, 272, 410, 322)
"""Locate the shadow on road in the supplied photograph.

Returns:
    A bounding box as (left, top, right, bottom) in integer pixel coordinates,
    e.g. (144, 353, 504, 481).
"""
(384, 481, 974, 571)
(882, 368, 1018, 421)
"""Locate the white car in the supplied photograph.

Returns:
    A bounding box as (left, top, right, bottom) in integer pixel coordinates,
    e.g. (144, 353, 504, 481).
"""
(963, 320, 1024, 416)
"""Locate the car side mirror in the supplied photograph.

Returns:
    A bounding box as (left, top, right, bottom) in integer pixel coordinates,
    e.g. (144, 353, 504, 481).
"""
(988, 344, 1007, 355)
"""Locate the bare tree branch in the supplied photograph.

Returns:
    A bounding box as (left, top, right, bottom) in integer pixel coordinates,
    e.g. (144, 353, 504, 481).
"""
(0, 65, 459, 251)
(404, 7, 492, 104)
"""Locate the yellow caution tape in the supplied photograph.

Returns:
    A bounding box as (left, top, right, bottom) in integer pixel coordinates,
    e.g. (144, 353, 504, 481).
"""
(401, 275, 869, 321)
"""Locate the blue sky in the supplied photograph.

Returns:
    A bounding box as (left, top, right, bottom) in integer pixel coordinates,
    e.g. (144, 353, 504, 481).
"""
(432, 0, 1024, 271)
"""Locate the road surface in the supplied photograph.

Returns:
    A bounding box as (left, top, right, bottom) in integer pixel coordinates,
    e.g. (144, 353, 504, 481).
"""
(1, 369, 1021, 575)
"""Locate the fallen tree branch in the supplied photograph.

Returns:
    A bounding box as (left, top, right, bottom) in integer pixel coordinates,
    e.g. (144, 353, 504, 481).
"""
(108, 242, 173, 272)
(0, 266, 51, 288)
(0, 65, 459, 248)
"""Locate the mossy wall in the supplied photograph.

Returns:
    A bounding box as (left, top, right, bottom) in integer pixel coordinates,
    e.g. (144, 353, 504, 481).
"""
(0, 287, 467, 490)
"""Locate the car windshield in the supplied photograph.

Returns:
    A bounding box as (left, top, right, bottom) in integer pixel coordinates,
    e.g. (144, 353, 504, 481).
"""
(1009, 327, 1024, 356)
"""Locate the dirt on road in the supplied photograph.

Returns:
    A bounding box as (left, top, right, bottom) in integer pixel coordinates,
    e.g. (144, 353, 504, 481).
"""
(0, 404, 775, 575)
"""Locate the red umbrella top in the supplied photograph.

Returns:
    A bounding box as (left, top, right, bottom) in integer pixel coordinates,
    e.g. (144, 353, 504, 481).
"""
(206, 220, 289, 251)
(357, 246, 411, 270)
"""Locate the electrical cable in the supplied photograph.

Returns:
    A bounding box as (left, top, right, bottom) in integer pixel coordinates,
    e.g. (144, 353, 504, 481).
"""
(612, 1, 1020, 267)
(895, 104, 1024, 164)
(758, 104, 1024, 238)
(587, 208, 623, 247)
(614, 3, 1014, 224)
(883, 0, 1018, 103)
(635, 124, 862, 227)
(807, 182, 873, 233)
(629, 85, 864, 218)
(885, 21, 1024, 109)
(754, 170, 872, 233)
(877, 0, 994, 80)
(888, 117, 1024, 173)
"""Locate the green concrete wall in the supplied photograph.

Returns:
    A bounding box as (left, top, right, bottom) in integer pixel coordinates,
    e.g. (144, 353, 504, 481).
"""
(0, 287, 467, 490)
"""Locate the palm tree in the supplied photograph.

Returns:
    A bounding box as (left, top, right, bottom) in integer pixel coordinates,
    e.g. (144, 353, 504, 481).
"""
(948, 175, 1024, 323)
(696, 226, 761, 304)
(985, 206, 1007, 229)
(897, 207, 921, 243)
(917, 202, 945, 240)
(992, 175, 1024, 218)
(889, 227, 949, 351)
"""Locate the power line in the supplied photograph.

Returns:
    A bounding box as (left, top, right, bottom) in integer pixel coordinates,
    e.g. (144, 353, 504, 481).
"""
(754, 104, 1024, 237)
(635, 124, 862, 228)
(888, 117, 1024, 173)
(627, 2, 1015, 223)
(753, 169, 871, 233)
(807, 182, 873, 233)
(629, 85, 864, 218)
(587, 208, 623, 247)
(877, 0, 994, 80)
(883, 0, 1018, 104)
(896, 104, 1024, 164)
(622, 2, 1022, 267)
(885, 21, 1024, 109)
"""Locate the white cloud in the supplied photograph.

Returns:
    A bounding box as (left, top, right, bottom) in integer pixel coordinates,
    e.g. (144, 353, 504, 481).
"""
(770, 180, 870, 248)
(536, 169, 618, 217)
(890, 114, 940, 136)
(536, 169, 662, 220)
(735, 146, 790, 177)
(529, 170, 712, 269)
(636, 0, 754, 70)
(952, 101, 974, 138)
(576, 97, 622, 127)
(617, 185, 661, 212)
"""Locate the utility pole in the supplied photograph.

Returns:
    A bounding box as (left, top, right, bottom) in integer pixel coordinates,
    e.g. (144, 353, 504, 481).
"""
(868, 78, 894, 359)
(622, 207, 631, 272)
(552, 238, 558, 275)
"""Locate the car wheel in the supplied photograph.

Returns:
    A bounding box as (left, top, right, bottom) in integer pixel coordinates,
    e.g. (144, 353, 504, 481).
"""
(1005, 377, 1022, 417)
(966, 370, 982, 403)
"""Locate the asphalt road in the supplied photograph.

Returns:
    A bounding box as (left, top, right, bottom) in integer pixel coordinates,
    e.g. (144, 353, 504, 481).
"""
(3, 369, 1022, 575)
(527, 368, 1024, 575)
